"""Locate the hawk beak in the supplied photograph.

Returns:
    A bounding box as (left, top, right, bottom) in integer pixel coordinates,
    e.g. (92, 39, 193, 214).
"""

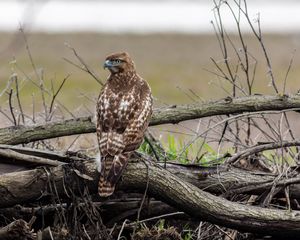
(103, 60, 111, 69)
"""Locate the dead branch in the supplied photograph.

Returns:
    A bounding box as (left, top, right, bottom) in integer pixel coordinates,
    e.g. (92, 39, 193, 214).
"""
(0, 144, 83, 162)
(8, 89, 17, 126)
(117, 161, 300, 237)
(1, 95, 300, 145)
(227, 140, 300, 164)
(36, 227, 69, 240)
(2, 144, 300, 198)
(0, 117, 95, 145)
(1, 158, 300, 236)
(64, 43, 103, 86)
(0, 199, 179, 227)
(0, 219, 35, 240)
(48, 74, 70, 119)
(0, 147, 64, 167)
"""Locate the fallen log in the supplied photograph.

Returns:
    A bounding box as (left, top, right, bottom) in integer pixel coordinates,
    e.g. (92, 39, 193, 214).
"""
(1, 94, 300, 145)
(1, 144, 300, 199)
(1, 158, 300, 237)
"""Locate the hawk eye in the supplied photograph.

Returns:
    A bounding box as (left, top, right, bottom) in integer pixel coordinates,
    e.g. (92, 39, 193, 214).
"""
(114, 59, 121, 64)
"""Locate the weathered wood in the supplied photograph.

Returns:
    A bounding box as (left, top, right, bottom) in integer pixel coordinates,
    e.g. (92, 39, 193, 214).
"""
(0, 143, 299, 199)
(0, 144, 84, 167)
(227, 140, 300, 163)
(1, 159, 300, 236)
(150, 94, 300, 125)
(0, 199, 179, 227)
(1, 94, 300, 145)
(0, 117, 95, 145)
(0, 219, 35, 240)
(121, 160, 300, 237)
(0, 148, 64, 167)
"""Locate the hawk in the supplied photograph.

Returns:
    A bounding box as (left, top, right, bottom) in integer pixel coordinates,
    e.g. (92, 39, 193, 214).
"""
(96, 52, 153, 197)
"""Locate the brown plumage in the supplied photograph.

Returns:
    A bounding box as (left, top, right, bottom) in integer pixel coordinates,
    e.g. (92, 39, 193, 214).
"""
(96, 52, 153, 197)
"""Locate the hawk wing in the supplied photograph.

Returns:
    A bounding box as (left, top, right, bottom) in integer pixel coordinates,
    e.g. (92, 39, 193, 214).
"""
(96, 80, 152, 197)
(105, 83, 152, 185)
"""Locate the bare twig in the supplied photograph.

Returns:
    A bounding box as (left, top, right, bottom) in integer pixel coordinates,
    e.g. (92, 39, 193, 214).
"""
(179, 108, 300, 160)
(19, 27, 40, 82)
(8, 89, 17, 126)
(39, 69, 49, 121)
(233, 0, 278, 93)
(137, 162, 150, 222)
(48, 74, 70, 117)
(13, 74, 25, 124)
(283, 50, 296, 94)
(227, 140, 300, 164)
(64, 43, 103, 86)
(117, 219, 128, 240)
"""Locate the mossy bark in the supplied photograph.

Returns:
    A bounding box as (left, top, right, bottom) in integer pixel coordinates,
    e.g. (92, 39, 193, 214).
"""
(1, 94, 300, 145)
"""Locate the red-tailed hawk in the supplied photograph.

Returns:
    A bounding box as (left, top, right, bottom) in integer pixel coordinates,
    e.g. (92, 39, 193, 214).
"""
(96, 52, 153, 197)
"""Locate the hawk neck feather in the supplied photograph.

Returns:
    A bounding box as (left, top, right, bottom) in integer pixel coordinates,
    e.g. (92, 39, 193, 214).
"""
(108, 71, 140, 91)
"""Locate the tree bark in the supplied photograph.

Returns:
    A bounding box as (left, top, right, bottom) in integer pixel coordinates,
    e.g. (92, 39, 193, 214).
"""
(0, 199, 180, 227)
(1, 94, 300, 145)
(1, 158, 300, 237)
(0, 219, 35, 240)
(121, 160, 300, 237)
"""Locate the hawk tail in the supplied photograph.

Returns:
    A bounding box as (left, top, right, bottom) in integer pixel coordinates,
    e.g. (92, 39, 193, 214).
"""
(98, 153, 131, 197)
(98, 155, 114, 197)
(98, 177, 115, 197)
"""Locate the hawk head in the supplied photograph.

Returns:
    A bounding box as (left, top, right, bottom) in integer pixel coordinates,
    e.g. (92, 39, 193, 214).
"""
(104, 52, 135, 74)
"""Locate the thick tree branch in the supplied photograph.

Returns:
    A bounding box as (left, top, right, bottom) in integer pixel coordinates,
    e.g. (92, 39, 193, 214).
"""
(151, 94, 300, 125)
(1, 95, 300, 145)
(122, 160, 300, 237)
(0, 117, 95, 145)
(1, 143, 300, 199)
(1, 158, 300, 236)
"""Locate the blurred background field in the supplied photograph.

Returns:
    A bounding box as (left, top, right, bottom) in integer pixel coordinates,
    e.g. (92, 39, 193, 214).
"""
(1, 32, 300, 110)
